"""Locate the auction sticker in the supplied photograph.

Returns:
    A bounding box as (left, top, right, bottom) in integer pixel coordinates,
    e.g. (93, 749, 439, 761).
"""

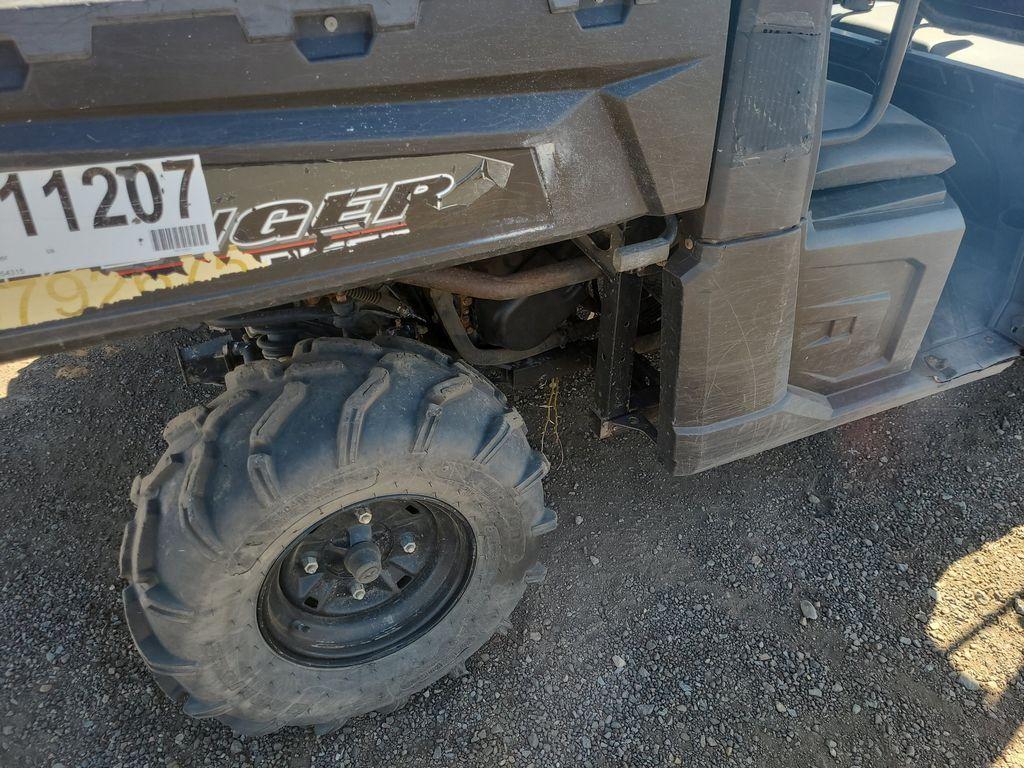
(0, 155, 215, 279)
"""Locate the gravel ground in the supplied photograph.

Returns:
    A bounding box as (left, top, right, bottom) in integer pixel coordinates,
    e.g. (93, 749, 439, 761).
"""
(2, 330, 1024, 767)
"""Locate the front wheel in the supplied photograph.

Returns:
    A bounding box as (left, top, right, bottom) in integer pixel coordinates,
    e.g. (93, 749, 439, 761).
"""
(119, 336, 555, 735)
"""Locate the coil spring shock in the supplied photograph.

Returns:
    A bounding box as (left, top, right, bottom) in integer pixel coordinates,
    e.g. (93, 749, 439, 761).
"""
(343, 287, 416, 318)
(253, 328, 309, 359)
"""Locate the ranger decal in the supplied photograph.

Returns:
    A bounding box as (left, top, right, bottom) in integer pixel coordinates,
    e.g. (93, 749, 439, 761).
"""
(0, 153, 514, 331)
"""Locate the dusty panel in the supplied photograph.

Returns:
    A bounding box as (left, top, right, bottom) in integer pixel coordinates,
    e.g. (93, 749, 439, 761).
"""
(791, 194, 965, 395)
(659, 357, 1015, 476)
(600, 59, 727, 215)
(0, 0, 420, 61)
(0, 0, 730, 359)
(656, 0, 831, 476)
(661, 182, 970, 477)
(734, 21, 822, 160)
(690, 0, 830, 242)
(657, 226, 803, 433)
(0, 150, 545, 350)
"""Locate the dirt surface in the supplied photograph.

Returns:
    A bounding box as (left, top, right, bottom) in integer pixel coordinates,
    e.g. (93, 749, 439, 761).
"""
(2, 330, 1024, 767)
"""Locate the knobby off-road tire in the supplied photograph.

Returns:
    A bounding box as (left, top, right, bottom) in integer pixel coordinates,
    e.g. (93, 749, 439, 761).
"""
(119, 337, 555, 736)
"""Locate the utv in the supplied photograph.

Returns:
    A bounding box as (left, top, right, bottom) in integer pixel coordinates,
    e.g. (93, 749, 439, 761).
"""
(1, 0, 1022, 737)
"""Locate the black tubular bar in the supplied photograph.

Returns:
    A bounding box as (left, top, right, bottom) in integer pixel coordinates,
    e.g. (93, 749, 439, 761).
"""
(821, 0, 922, 147)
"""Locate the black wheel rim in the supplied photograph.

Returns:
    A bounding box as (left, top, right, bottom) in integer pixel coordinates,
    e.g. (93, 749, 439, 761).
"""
(257, 496, 475, 667)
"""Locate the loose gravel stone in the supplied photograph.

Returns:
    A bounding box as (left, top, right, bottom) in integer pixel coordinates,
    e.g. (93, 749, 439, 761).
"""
(800, 599, 819, 621)
(958, 673, 981, 692)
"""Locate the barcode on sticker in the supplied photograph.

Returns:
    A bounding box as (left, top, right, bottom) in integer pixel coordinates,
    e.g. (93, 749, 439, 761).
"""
(149, 223, 209, 252)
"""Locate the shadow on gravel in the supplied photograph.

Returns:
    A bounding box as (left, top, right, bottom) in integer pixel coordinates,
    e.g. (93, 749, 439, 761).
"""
(0, 333, 1023, 767)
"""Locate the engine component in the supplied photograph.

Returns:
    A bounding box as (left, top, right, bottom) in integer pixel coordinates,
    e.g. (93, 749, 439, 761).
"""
(473, 283, 589, 351)
(200, 289, 421, 372)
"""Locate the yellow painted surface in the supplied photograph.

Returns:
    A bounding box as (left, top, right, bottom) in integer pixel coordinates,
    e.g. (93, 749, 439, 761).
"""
(0, 249, 266, 331)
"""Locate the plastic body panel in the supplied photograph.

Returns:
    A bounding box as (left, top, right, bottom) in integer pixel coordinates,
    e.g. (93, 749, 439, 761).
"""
(661, 181, 970, 475)
(0, 0, 729, 360)
(656, 0, 1007, 476)
(659, 228, 804, 434)
(792, 188, 964, 395)
(0, 1, 726, 212)
(659, 0, 831, 473)
(684, 0, 829, 243)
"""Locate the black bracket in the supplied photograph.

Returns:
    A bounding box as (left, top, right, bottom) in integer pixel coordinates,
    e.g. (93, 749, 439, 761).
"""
(593, 270, 642, 421)
(591, 269, 659, 442)
(176, 333, 252, 385)
(584, 219, 676, 442)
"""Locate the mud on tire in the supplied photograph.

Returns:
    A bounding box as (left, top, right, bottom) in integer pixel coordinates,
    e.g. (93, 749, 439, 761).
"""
(119, 337, 555, 736)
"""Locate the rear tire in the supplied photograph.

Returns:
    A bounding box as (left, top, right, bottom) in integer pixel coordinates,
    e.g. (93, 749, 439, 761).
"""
(119, 337, 554, 735)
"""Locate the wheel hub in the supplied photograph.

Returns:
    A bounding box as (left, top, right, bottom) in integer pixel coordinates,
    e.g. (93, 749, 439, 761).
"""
(344, 540, 383, 584)
(257, 496, 474, 666)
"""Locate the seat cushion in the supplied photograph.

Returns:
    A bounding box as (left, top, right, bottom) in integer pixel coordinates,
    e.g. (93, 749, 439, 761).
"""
(832, 1, 1024, 80)
(814, 81, 955, 191)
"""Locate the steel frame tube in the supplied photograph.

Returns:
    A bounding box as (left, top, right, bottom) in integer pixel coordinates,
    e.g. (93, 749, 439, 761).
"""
(821, 0, 922, 147)
(398, 258, 601, 300)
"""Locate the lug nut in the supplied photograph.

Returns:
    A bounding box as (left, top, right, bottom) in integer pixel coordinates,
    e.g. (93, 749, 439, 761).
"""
(399, 533, 417, 554)
(356, 509, 373, 525)
(350, 584, 367, 600)
(300, 555, 319, 574)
